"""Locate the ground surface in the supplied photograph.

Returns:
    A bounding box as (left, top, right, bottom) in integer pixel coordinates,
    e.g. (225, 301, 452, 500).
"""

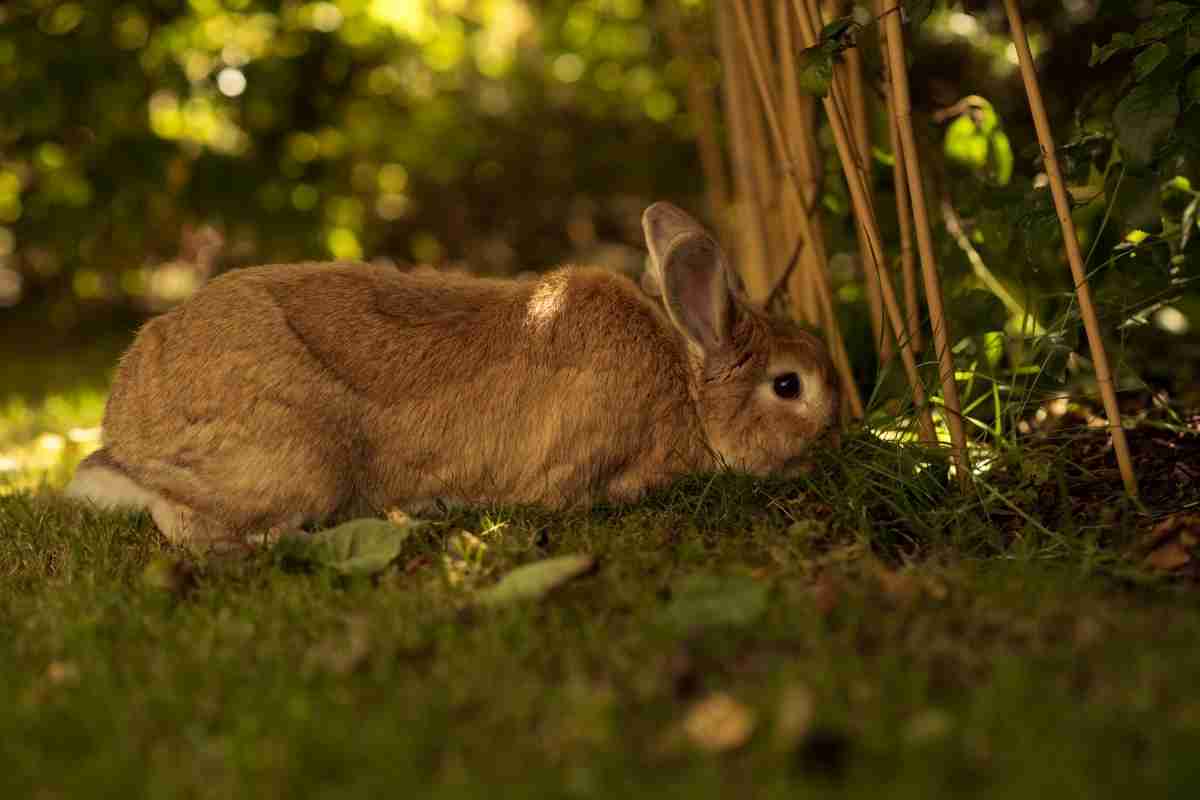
(2, 331, 1199, 798)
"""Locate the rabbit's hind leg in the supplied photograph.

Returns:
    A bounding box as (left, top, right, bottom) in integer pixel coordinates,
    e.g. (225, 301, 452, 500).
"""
(66, 448, 243, 550)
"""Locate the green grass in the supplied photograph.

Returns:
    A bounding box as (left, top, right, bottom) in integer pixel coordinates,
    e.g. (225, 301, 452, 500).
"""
(4, 464, 1200, 797)
(2, 334, 1200, 798)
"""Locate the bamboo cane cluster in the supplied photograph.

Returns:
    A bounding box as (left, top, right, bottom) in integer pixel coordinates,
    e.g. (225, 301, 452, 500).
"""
(665, 0, 1137, 496)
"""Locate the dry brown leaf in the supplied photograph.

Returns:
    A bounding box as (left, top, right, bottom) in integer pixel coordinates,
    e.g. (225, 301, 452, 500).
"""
(45, 661, 80, 686)
(1140, 513, 1200, 572)
(1145, 541, 1192, 571)
(683, 692, 756, 753)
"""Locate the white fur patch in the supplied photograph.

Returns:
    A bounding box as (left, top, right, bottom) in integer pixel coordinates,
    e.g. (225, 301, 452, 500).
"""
(64, 464, 158, 511)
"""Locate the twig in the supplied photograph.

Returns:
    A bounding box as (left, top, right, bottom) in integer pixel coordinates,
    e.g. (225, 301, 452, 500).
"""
(766, 234, 807, 310)
(843, 0, 891, 364)
(941, 199, 1047, 337)
(775, 0, 819, 324)
(715, 0, 772, 300)
(731, 0, 866, 419)
(789, 0, 936, 442)
(1002, 0, 1138, 497)
(880, 0, 970, 485)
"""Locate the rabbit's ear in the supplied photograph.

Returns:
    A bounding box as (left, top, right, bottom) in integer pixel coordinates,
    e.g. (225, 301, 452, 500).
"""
(642, 202, 737, 356)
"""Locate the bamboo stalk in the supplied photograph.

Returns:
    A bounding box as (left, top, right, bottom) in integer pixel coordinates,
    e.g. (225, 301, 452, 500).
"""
(879, 0, 969, 482)
(731, 0, 866, 419)
(661, 1, 730, 231)
(716, 0, 772, 300)
(842, 0, 891, 363)
(746, 0, 792, 293)
(1002, 0, 1138, 497)
(886, 90, 923, 352)
(788, 0, 937, 443)
(776, 0, 827, 328)
(875, 0, 922, 354)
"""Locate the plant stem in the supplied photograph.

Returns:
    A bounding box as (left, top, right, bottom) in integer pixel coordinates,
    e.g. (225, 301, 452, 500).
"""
(880, 0, 970, 485)
(790, 0, 936, 443)
(730, 0, 866, 419)
(1002, 0, 1137, 497)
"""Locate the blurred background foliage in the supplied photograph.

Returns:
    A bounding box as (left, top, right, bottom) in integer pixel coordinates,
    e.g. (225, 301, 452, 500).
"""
(0, 0, 1197, 406)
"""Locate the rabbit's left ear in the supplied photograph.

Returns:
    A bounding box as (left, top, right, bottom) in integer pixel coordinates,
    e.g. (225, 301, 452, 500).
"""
(642, 202, 738, 356)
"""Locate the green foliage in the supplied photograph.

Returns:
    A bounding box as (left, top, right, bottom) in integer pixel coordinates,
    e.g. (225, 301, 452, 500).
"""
(796, 16, 860, 99)
(905, 0, 935, 30)
(796, 44, 835, 97)
(300, 517, 423, 575)
(0, 0, 698, 294)
(1114, 82, 1182, 165)
(477, 553, 596, 606)
(3, 426, 1200, 795)
(942, 98, 1013, 185)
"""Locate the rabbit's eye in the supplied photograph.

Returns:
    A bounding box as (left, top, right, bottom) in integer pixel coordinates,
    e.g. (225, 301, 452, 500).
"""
(773, 372, 802, 400)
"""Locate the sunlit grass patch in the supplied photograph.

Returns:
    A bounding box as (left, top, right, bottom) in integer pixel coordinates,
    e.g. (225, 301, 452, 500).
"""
(0, 388, 106, 494)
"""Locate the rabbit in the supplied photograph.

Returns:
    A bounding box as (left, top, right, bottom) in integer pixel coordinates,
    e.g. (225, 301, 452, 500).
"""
(65, 202, 840, 550)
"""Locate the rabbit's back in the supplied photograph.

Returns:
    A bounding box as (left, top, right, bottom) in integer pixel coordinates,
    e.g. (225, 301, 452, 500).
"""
(100, 262, 706, 525)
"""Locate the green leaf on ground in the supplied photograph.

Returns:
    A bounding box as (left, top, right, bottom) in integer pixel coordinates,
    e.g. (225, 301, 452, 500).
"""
(307, 518, 421, 575)
(659, 573, 769, 633)
(477, 554, 596, 607)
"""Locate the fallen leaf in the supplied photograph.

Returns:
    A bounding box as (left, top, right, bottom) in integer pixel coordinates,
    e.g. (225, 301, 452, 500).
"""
(1140, 513, 1200, 572)
(659, 573, 769, 632)
(45, 661, 80, 687)
(874, 564, 920, 604)
(477, 554, 596, 607)
(1145, 541, 1192, 571)
(683, 692, 756, 752)
(307, 517, 420, 575)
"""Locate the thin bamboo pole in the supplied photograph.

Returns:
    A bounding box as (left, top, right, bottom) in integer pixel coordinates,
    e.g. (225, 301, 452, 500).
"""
(876, 0, 922, 354)
(880, 0, 969, 483)
(716, 0, 772, 300)
(841, 0, 891, 363)
(745, 0, 791, 293)
(1002, 0, 1137, 497)
(776, 0, 827, 328)
(886, 91, 923, 352)
(730, 0, 866, 419)
(788, 0, 937, 443)
(774, 2, 815, 325)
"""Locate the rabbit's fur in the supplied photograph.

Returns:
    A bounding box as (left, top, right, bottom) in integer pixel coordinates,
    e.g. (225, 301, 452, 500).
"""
(66, 203, 839, 548)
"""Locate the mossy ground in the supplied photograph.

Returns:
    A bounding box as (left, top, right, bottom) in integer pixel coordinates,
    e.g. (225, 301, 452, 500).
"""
(2, 332, 1199, 798)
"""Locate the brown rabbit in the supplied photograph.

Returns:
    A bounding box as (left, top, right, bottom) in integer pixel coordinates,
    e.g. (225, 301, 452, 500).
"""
(65, 202, 839, 549)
